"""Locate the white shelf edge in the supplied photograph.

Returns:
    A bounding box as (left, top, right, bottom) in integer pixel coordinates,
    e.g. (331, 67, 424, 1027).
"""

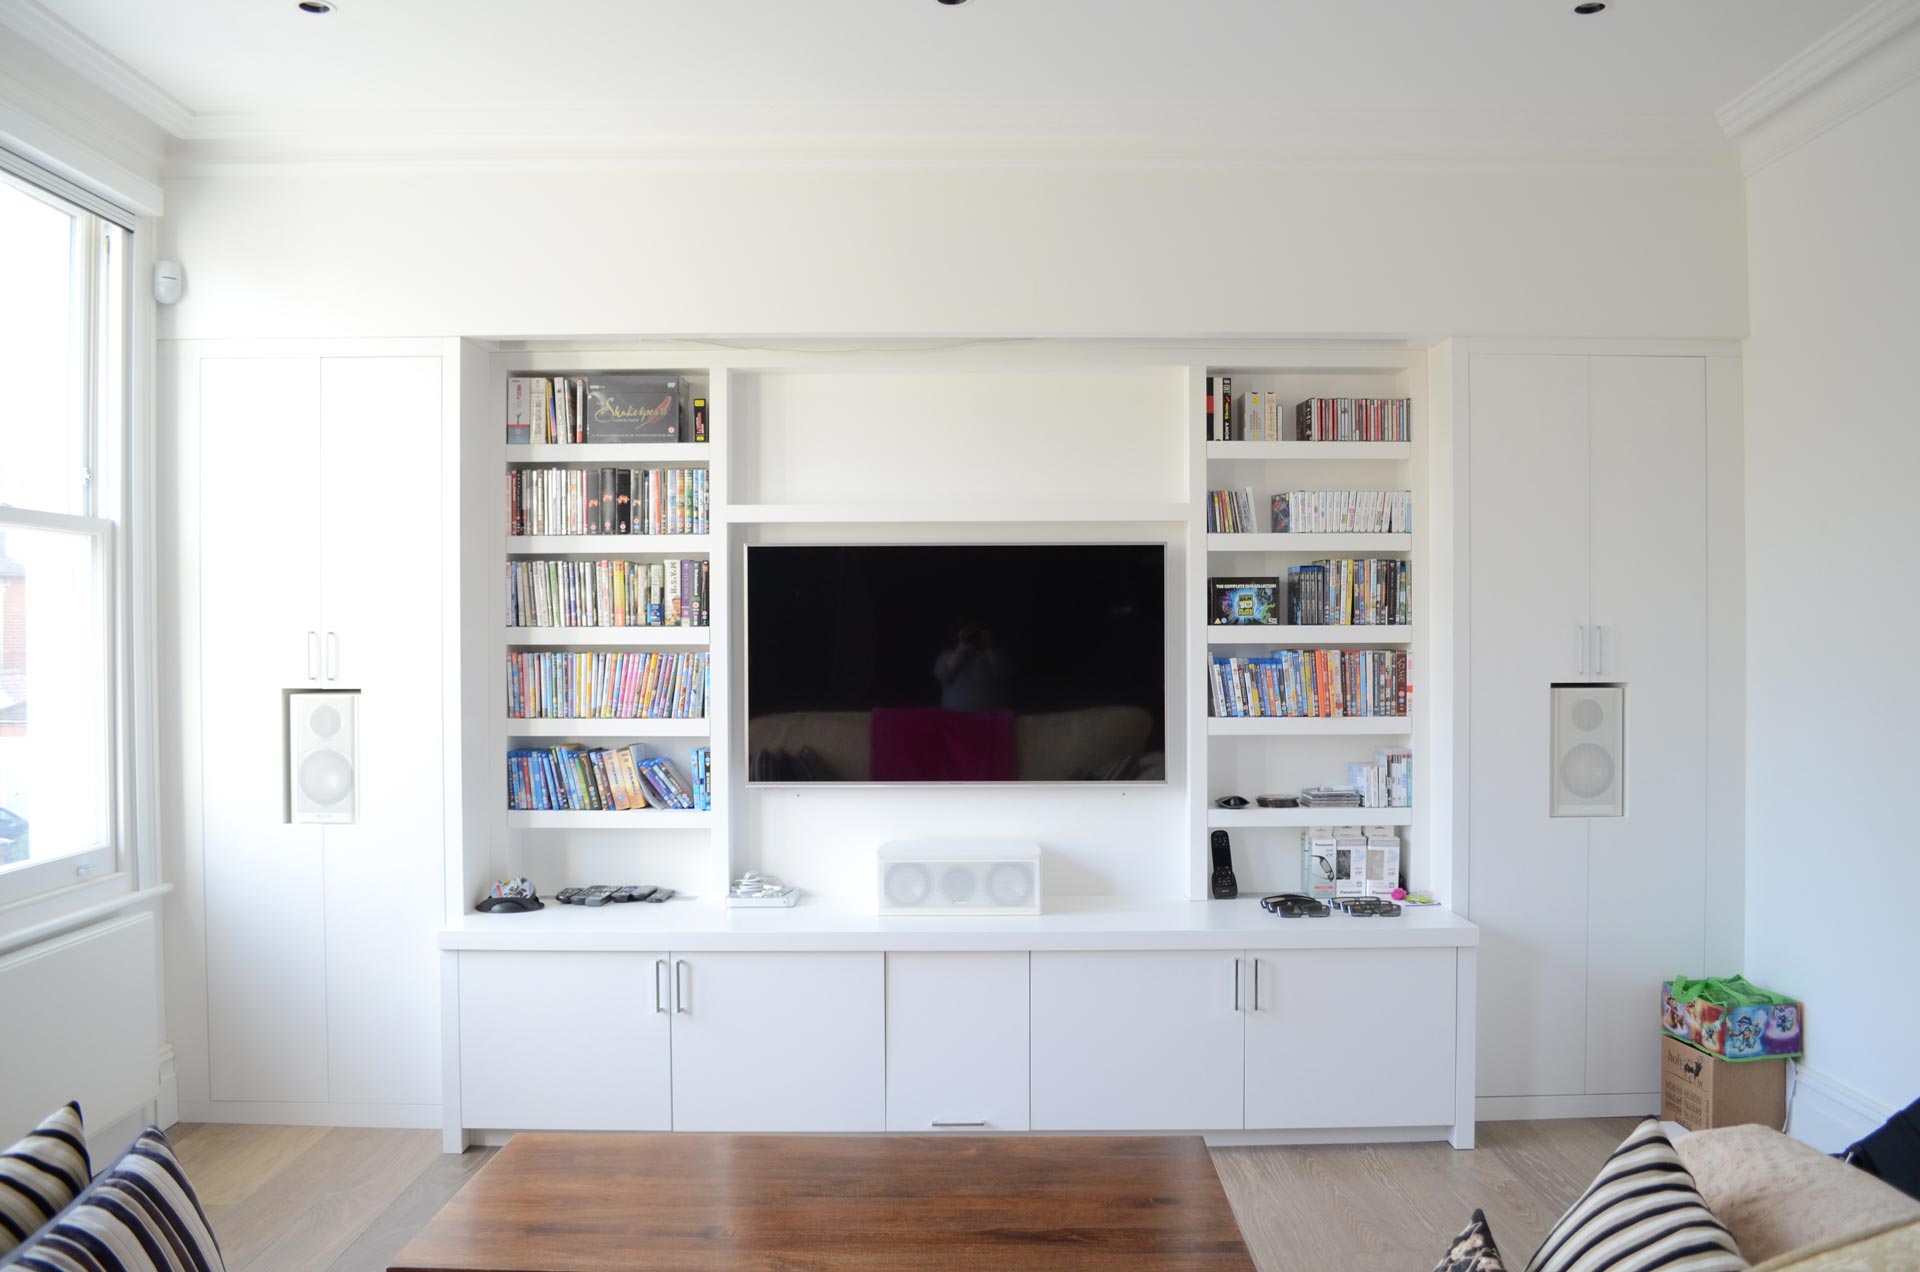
(1205, 442, 1411, 461)
(506, 810, 713, 830)
(1206, 717, 1412, 736)
(506, 442, 712, 461)
(506, 535, 713, 554)
(1207, 807, 1415, 828)
(506, 718, 712, 738)
(1206, 533, 1412, 552)
(728, 501, 1191, 525)
(505, 627, 710, 647)
(1205, 625, 1413, 645)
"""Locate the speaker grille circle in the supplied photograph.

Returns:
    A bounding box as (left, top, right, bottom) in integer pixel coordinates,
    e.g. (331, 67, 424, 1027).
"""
(298, 749, 354, 806)
(939, 865, 977, 903)
(1559, 741, 1616, 800)
(884, 863, 932, 907)
(986, 862, 1033, 906)
(1569, 697, 1605, 732)
(308, 703, 344, 738)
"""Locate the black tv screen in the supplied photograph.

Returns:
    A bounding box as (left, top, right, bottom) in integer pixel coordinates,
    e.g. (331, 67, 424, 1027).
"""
(747, 544, 1166, 783)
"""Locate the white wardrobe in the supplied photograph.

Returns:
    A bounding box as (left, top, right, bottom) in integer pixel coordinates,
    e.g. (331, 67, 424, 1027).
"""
(1467, 352, 1715, 1106)
(182, 346, 452, 1119)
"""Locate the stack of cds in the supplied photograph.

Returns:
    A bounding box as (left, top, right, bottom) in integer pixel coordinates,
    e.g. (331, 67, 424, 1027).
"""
(1298, 786, 1362, 808)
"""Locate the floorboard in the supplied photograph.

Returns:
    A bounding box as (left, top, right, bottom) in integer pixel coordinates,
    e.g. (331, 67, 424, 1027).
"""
(162, 1120, 1634, 1272)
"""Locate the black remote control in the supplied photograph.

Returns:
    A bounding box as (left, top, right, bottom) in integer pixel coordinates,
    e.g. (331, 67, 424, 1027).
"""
(1209, 830, 1238, 900)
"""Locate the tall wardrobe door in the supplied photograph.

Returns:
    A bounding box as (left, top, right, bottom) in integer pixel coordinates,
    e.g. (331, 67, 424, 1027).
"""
(1585, 356, 1708, 1095)
(199, 357, 329, 1103)
(316, 356, 446, 1107)
(1469, 354, 1593, 1099)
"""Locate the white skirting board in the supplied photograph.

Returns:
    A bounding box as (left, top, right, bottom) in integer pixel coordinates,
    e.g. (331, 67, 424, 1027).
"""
(1786, 1063, 1893, 1154)
(461, 1125, 1459, 1150)
(1477, 1093, 1660, 1121)
(177, 1100, 442, 1130)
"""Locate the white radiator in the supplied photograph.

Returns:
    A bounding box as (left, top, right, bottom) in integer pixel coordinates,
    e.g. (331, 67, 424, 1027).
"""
(0, 910, 160, 1143)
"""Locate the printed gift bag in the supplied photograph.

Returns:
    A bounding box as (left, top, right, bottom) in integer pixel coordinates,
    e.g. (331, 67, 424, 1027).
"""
(1662, 975, 1803, 1061)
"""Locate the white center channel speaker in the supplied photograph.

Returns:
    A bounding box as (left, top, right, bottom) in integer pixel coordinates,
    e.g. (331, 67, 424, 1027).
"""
(289, 691, 358, 824)
(877, 840, 1042, 916)
(1551, 685, 1623, 817)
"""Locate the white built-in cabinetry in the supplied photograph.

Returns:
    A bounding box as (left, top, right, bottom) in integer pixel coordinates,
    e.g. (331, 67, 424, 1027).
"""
(886, 952, 1029, 1132)
(187, 346, 452, 1117)
(1467, 353, 1708, 1105)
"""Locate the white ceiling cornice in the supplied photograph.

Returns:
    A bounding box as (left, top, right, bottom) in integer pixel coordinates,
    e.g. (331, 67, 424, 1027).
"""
(1718, 0, 1920, 174)
(0, 0, 195, 136)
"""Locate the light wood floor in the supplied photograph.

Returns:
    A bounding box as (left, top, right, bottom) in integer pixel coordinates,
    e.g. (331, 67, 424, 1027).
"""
(167, 1118, 1637, 1272)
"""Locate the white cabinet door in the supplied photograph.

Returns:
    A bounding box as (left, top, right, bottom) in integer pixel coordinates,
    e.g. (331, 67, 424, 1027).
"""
(886, 952, 1029, 1132)
(458, 952, 671, 1130)
(1585, 356, 1708, 1095)
(1029, 951, 1244, 1130)
(1468, 353, 1593, 1099)
(315, 356, 447, 1107)
(199, 357, 329, 1103)
(1245, 948, 1456, 1128)
(669, 952, 884, 1132)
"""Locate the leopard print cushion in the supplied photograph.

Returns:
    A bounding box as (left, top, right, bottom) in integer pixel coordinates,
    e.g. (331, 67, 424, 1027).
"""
(1435, 1209, 1509, 1272)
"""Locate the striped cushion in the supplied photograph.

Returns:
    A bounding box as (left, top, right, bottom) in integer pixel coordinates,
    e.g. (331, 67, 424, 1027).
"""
(0, 1128, 224, 1272)
(1526, 1118, 1748, 1272)
(0, 1105, 89, 1254)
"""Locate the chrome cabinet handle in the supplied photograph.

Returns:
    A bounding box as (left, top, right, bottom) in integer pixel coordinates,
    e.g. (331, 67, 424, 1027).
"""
(654, 959, 667, 1013)
(1232, 957, 1241, 1011)
(674, 959, 689, 1013)
(325, 631, 340, 680)
(307, 631, 319, 680)
(1593, 625, 1605, 676)
(931, 1120, 986, 1128)
(1250, 959, 1260, 1012)
(1576, 624, 1587, 675)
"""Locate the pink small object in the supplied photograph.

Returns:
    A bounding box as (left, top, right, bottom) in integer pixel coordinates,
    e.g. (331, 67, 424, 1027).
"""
(1391, 887, 1407, 901)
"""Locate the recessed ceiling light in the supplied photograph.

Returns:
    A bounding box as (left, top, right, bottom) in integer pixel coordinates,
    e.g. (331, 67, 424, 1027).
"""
(937, 0, 969, 6)
(297, 0, 336, 13)
(1573, 2, 1606, 12)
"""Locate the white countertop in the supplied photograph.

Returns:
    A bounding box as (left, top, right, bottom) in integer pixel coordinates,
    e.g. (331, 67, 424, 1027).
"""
(440, 895, 1479, 953)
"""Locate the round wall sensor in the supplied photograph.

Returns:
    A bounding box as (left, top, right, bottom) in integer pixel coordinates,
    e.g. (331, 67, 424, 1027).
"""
(1573, 2, 1606, 12)
(152, 260, 184, 305)
(297, 0, 336, 13)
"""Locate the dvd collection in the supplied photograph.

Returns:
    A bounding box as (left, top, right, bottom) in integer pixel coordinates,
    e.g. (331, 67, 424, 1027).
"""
(1204, 378, 1412, 443)
(508, 744, 711, 812)
(507, 651, 709, 719)
(508, 466, 709, 536)
(1208, 649, 1409, 718)
(507, 558, 709, 629)
(507, 374, 705, 445)
(1271, 491, 1412, 534)
(1350, 748, 1413, 808)
(1207, 489, 1261, 534)
(1286, 559, 1411, 626)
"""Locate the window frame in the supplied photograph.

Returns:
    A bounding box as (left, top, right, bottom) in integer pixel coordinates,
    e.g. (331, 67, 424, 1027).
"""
(0, 157, 133, 909)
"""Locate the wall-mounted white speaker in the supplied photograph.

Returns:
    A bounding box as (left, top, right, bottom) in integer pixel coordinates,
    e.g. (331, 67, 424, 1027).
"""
(1551, 685, 1623, 817)
(289, 691, 358, 824)
(877, 840, 1041, 916)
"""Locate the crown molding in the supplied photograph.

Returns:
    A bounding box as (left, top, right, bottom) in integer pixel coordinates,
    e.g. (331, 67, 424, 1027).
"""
(1718, 0, 1920, 174)
(0, 0, 194, 136)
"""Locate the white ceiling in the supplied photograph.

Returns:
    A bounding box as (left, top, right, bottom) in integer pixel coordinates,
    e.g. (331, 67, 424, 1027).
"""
(0, 0, 1877, 157)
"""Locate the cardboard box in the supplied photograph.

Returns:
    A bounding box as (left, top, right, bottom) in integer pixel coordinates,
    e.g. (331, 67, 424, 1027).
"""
(1660, 1036, 1787, 1132)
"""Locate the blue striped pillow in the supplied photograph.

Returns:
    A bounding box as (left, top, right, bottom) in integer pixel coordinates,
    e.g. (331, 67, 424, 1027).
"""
(1525, 1118, 1747, 1272)
(0, 1127, 224, 1272)
(0, 1104, 90, 1255)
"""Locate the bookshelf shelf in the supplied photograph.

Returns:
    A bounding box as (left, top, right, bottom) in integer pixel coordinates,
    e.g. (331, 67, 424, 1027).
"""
(728, 501, 1190, 525)
(1206, 716, 1411, 737)
(507, 442, 712, 462)
(507, 810, 714, 830)
(508, 718, 711, 738)
(1208, 807, 1416, 829)
(505, 627, 709, 647)
(1206, 441, 1411, 462)
(1207, 533, 1412, 553)
(1206, 625, 1414, 646)
(507, 534, 713, 555)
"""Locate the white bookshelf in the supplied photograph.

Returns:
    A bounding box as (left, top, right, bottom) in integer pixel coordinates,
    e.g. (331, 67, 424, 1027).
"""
(1190, 355, 1429, 900)
(471, 358, 732, 911)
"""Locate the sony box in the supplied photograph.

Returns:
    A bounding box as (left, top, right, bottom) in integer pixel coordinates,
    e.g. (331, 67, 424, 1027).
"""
(585, 374, 682, 443)
(1659, 1035, 1787, 1132)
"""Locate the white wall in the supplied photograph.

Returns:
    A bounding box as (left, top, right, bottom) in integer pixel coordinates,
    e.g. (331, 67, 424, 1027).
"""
(155, 162, 1746, 341)
(1744, 76, 1920, 1130)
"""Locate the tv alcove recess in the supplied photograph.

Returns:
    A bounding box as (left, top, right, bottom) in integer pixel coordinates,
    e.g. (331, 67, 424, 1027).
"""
(434, 342, 1475, 1152)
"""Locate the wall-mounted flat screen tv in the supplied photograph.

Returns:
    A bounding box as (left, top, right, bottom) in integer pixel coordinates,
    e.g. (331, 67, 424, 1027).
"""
(747, 544, 1165, 783)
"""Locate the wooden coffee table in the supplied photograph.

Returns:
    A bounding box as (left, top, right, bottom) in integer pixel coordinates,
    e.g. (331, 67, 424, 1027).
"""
(390, 1133, 1255, 1271)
